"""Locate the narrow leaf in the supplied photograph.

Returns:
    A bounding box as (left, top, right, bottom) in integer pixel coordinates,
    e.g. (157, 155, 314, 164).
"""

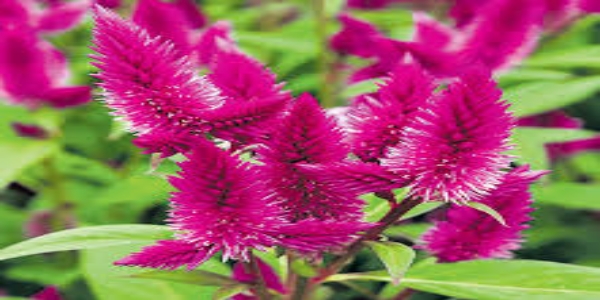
(0, 225, 171, 261)
(130, 270, 238, 287)
(323, 270, 391, 283)
(404, 259, 600, 300)
(213, 284, 250, 300)
(532, 183, 600, 210)
(464, 202, 507, 227)
(365, 241, 415, 285)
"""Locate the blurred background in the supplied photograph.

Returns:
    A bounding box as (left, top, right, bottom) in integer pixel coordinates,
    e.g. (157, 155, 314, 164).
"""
(1, 0, 600, 299)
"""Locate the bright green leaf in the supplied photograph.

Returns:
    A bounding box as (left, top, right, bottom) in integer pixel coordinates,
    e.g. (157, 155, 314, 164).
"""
(533, 183, 600, 210)
(525, 46, 600, 69)
(505, 76, 600, 117)
(0, 225, 171, 262)
(130, 270, 238, 287)
(323, 270, 390, 283)
(365, 241, 415, 285)
(213, 284, 250, 300)
(403, 260, 600, 300)
(400, 202, 444, 221)
(0, 140, 58, 189)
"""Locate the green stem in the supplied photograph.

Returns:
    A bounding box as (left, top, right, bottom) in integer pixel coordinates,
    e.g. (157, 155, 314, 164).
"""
(42, 157, 71, 232)
(297, 196, 422, 299)
(312, 0, 335, 108)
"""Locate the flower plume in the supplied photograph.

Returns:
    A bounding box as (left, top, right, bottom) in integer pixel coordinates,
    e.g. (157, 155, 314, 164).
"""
(91, 6, 221, 145)
(384, 71, 514, 203)
(420, 166, 548, 262)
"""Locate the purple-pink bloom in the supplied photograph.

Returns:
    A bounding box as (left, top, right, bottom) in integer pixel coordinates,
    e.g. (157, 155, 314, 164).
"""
(258, 93, 366, 221)
(196, 21, 237, 67)
(36, 0, 90, 34)
(581, 0, 600, 12)
(518, 110, 582, 129)
(132, 0, 202, 53)
(420, 166, 548, 262)
(330, 14, 382, 58)
(91, 6, 221, 142)
(383, 71, 514, 203)
(347, 64, 434, 162)
(0, 25, 91, 108)
(117, 140, 367, 269)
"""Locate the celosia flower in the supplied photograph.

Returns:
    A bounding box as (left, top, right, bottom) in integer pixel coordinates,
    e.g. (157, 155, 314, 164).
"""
(0, 25, 91, 108)
(258, 94, 364, 221)
(581, 0, 600, 12)
(383, 71, 514, 203)
(347, 64, 434, 163)
(330, 14, 382, 58)
(132, 0, 203, 53)
(518, 110, 582, 129)
(91, 7, 222, 140)
(116, 141, 369, 270)
(95, 0, 121, 8)
(35, 0, 90, 34)
(231, 258, 286, 300)
(196, 21, 237, 67)
(420, 166, 548, 262)
(457, 0, 545, 71)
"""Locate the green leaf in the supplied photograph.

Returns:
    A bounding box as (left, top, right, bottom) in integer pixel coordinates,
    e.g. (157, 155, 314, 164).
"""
(498, 68, 573, 87)
(0, 140, 58, 188)
(130, 270, 238, 287)
(505, 76, 600, 117)
(291, 258, 317, 277)
(525, 45, 600, 69)
(533, 183, 600, 210)
(365, 241, 415, 285)
(464, 202, 507, 226)
(403, 260, 600, 300)
(0, 225, 171, 261)
(82, 243, 226, 300)
(213, 284, 250, 300)
(400, 202, 444, 221)
(340, 79, 382, 99)
(323, 270, 391, 283)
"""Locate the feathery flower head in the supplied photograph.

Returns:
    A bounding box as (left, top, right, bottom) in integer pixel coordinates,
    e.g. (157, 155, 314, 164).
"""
(581, 0, 600, 12)
(330, 14, 383, 58)
(196, 21, 237, 67)
(383, 70, 514, 203)
(420, 166, 548, 262)
(116, 140, 369, 269)
(347, 63, 434, 162)
(91, 6, 222, 137)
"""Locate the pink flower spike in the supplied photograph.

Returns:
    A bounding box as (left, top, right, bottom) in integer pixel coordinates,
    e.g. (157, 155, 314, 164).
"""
(196, 21, 237, 67)
(91, 6, 222, 137)
(518, 110, 582, 129)
(458, 0, 545, 71)
(43, 86, 92, 108)
(115, 240, 215, 270)
(172, 0, 207, 29)
(383, 71, 514, 203)
(133, 129, 205, 158)
(580, 0, 600, 12)
(347, 63, 434, 162)
(420, 166, 548, 262)
(330, 14, 383, 58)
(36, 0, 90, 34)
(279, 219, 373, 253)
(413, 12, 457, 50)
(132, 0, 194, 52)
(12, 122, 49, 140)
(95, 0, 121, 8)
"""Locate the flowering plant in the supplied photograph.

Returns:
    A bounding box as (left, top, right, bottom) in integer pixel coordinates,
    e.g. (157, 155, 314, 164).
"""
(1, 1, 600, 299)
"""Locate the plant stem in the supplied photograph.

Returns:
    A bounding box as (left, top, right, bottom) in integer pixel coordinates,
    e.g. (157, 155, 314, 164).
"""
(318, 196, 422, 280)
(42, 157, 71, 232)
(393, 288, 415, 300)
(247, 254, 272, 300)
(312, 0, 335, 108)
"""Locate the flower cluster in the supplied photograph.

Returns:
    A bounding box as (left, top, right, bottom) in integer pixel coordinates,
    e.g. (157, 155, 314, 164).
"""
(91, 1, 547, 270)
(333, 0, 599, 82)
(0, 0, 91, 109)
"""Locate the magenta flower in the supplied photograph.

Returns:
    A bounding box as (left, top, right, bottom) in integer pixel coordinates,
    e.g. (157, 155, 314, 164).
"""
(0, 25, 91, 108)
(420, 166, 548, 262)
(91, 7, 221, 145)
(330, 14, 383, 58)
(117, 141, 368, 269)
(36, 0, 90, 34)
(258, 93, 365, 221)
(383, 71, 514, 203)
(132, 0, 204, 53)
(581, 0, 600, 12)
(196, 21, 237, 67)
(347, 64, 434, 162)
(518, 110, 582, 129)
